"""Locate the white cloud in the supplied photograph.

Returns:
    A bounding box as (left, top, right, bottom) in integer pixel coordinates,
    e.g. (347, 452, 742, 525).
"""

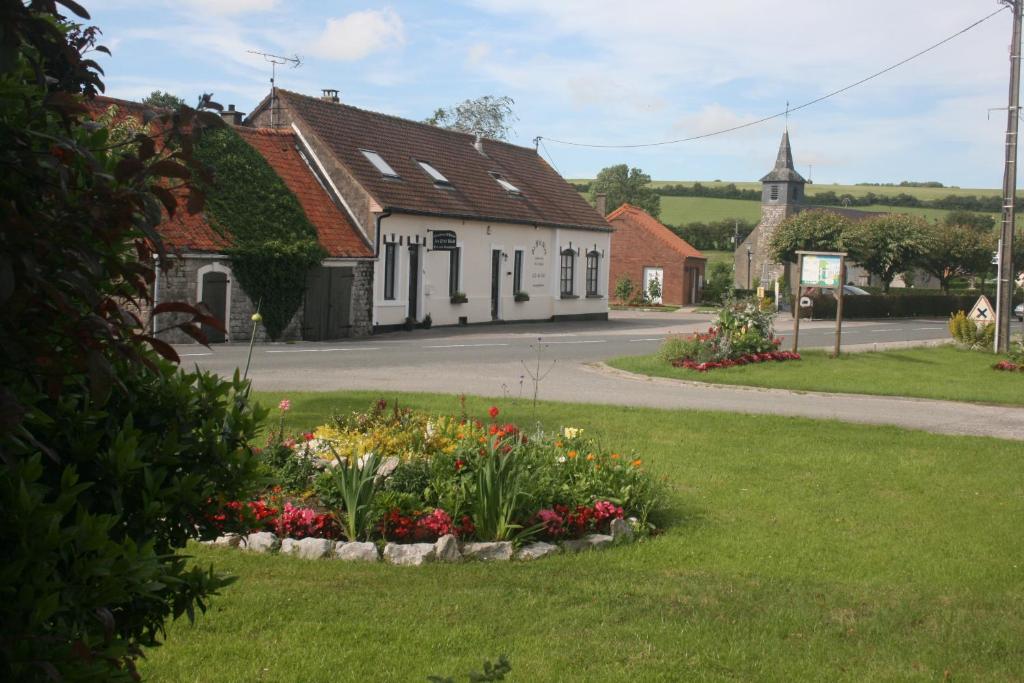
(178, 0, 277, 16)
(466, 41, 491, 65)
(310, 9, 405, 62)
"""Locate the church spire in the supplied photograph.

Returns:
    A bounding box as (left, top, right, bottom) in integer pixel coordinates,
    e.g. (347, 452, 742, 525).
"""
(760, 130, 805, 183)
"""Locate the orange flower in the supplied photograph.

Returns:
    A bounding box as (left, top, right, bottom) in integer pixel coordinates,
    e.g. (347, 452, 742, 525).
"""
(610, 453, 620, 460)
(586, 453, 595, 461)
(478, 436, 487, 444)
(631, 458, 642, 468)
(555, 441, 563, 448)
(567, 450, 578, 459)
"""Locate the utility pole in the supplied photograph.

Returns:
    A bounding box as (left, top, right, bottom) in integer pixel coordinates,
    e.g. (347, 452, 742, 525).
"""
(997, 0, 1021, 352)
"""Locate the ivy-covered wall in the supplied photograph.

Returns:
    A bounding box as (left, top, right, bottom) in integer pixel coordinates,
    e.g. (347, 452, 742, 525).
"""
(193, 126, 325, 339)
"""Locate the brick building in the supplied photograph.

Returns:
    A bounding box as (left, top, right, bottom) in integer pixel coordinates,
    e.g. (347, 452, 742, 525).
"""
(606, 203, 705, 305)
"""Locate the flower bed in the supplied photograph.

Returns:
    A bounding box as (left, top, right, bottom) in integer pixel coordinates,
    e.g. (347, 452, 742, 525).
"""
(659, 297, 799, 372)
(994, 360, 1023, 372)
(206, 400, 666, 563)
(672, 350, 801, 372)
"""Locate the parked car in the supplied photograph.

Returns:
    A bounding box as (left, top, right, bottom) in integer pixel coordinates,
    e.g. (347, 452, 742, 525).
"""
(803, 285, 870, 298)
(1015, 302, 1023, 322)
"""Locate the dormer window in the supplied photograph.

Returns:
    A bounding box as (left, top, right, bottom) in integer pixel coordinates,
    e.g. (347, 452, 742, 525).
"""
(490, 172, 521, 195)
(417, 160, 450, 186)
(360, 149, 400, 178)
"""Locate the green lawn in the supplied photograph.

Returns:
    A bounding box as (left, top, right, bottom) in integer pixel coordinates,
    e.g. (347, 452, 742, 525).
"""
(139, 391, 1024, 682)
(702, 249, 733, 270)
(607, 346, 1024, 406)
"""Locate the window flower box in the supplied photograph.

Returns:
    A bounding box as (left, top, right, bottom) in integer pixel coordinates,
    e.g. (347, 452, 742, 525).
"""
(450, 292, 468, 304)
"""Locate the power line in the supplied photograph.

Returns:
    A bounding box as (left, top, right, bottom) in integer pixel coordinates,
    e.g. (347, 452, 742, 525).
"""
(538, 138, 562, 176)
(540, 6, 1008, 149)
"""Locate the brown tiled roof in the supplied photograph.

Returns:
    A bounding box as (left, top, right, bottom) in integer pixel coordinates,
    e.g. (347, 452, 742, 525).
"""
(606, 203, 705, 259)
(235, 127, 371, 257)
(87, 96, 369, 257)
(275, 89, 611, 231)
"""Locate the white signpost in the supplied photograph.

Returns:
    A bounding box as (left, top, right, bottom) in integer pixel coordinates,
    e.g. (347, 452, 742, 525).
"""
(793, 250, 847, 356)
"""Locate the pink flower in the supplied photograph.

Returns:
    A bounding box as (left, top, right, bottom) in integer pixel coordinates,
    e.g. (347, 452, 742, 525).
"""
(283, 438, 296, 449)
(278, 399, 291, 412)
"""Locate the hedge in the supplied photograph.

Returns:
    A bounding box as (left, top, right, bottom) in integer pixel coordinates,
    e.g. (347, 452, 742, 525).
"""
(807, 293, 1018, 319)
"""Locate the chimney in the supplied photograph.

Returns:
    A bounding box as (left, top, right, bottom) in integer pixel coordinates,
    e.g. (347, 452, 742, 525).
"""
(595, 192, 607, 216)
(321, 88, 340, 104)
(221, 104, 244, 126)
(473, 133, 485, 156)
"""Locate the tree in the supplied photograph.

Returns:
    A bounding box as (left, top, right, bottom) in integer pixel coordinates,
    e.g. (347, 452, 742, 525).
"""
(142, 89, 185, 110)
(425, 95, 517, 140)
(590, 164, 661, 218)
(1, 4, 262, 680)
(844, 214, 930, 292)
(943, 210, 995, 234)
(918, 219, 995, 292)
(769, 209, 851, 263)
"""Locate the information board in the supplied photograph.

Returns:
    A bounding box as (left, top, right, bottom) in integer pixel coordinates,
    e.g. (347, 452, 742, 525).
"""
(800, 254, 843, 288)
(431, 230, 457, 251)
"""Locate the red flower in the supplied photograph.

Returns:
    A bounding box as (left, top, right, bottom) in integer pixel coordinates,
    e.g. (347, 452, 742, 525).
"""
(488, 406, 500, 419)
(455, 459, 465, 471)
(303, 432, 315, 441)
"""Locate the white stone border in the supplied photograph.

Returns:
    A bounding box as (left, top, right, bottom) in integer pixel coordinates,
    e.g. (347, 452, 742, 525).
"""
(203, 518, 637, 565)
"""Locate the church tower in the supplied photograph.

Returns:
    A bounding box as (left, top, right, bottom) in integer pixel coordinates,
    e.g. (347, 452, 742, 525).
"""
(734, 131, 806, 288)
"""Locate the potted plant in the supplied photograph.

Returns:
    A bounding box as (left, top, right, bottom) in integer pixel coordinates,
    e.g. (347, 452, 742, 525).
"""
(514, 291, 530, 302)
(450, 291, 468, 304)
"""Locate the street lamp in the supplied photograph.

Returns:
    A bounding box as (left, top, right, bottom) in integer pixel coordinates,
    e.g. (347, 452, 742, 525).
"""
(746, 246, 752, 289)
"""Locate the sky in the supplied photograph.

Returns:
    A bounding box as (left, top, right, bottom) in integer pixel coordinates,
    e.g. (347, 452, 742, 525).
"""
(87, 0, 1020, 189)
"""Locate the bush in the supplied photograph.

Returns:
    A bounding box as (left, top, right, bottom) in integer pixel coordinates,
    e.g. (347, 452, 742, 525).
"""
(948, 311, 995, 350)
(701, 261, 733, 304)
(660, 297, 787, 370)
(614, 276, 635, 304)
(810, 294, 985, 319)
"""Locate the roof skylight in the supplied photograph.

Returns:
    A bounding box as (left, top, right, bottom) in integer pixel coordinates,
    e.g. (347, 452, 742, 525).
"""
(417, 160, 450, 185)
(360, 149, 400, 178)
(490, 172, 521, 195)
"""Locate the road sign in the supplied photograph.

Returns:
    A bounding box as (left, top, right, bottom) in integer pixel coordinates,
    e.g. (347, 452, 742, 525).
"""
(799, 296, 813, 308)
(992, 250, 1000, 266)
(968, 295, 995, 323)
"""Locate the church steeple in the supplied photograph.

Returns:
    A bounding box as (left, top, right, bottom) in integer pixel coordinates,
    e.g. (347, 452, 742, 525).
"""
(760, 130, 805, 207)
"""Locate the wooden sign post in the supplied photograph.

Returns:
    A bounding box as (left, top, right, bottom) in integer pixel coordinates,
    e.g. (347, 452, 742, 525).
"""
(792, 253, 804, 353)
(795, 250, 847, 357)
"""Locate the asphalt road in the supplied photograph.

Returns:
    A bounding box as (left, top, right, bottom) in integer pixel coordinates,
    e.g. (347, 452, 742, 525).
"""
(167, 311, 1024, 442)
(179, 311, 953, 375)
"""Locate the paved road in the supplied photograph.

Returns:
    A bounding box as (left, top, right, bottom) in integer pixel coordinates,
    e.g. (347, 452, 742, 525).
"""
(176, 312, 1024, 441)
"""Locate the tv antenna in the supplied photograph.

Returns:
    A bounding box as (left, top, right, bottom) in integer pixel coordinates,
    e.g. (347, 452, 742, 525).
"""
(247, 49, 301, 127)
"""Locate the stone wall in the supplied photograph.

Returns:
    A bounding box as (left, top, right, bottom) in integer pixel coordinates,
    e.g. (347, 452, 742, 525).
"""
(154, 255, 302, 344)
(735, 204, 790, 289)
(351, 260, 374, 336)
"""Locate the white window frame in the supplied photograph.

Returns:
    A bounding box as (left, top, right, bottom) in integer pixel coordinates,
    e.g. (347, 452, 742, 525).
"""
(360, 149, 400, 178)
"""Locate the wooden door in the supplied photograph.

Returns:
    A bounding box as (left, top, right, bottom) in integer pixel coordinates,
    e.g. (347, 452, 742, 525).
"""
(200, 271, 228, 343)
(304, 266, 354, 341)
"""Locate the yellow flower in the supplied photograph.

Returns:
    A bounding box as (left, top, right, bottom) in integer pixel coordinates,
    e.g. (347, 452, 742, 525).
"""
(562, 427, 581, 439)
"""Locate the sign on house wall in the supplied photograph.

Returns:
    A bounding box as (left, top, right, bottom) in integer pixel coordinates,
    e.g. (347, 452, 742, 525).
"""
(431, 230, 457, 251)
(799, 254, 843, 288)
(531, 239, 548, 289)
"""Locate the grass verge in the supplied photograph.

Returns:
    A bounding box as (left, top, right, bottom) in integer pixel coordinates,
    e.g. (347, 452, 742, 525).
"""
(139, 391, 1024, 682)
(607, 345, 1024, 406)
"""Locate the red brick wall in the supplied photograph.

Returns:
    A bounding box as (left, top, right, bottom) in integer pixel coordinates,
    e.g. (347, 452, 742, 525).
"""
(609, 222, 704, 304)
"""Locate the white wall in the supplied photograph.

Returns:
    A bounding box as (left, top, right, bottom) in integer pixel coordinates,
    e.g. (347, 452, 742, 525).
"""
(372, 214, 610, 327)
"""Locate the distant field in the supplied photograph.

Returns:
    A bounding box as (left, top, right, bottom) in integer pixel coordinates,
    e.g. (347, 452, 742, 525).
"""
(701, 250, 733, 269)
(631, 180, 1000, 201)
(657, 197, 957, 225)
(581, 191, 978, 226)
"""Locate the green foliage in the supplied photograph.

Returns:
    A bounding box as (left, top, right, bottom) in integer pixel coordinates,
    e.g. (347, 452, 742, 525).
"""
(660, 297, 779, 365)
(646, 275, 663, 302)
(670, 218, 755, 251)
(948, 311, 995, 350)
(811, 294, 988, 320)
(770, 209, 850, 263)
(591, 164, 661, 218)
(315, 453, 379, 541)
(464, 436, 538, 542)
(142, 90, 186, 111)
(614, 275, 635, 304)
(193, 127, 325, 339)
(425, 95, 517, 141)
(918, 219, 994, 292)
(844, 213, 930, 292)
(701, 261, 734, 304)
